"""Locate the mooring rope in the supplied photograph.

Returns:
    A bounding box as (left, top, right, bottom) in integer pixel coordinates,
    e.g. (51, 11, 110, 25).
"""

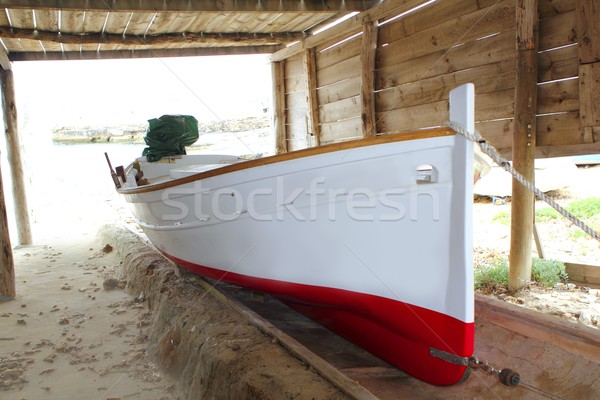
(446, 121, 600, 243)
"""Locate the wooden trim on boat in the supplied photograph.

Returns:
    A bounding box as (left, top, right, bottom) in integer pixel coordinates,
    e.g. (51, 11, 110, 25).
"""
(118, 128, 456, 195)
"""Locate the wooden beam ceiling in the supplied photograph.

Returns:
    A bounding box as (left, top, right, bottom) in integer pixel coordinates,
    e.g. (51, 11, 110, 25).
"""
(0, 27, 304, 46)
(0, 0, 380, 12)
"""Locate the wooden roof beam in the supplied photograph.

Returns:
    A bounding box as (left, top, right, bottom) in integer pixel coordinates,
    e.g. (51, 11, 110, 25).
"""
(0, 0, 381, 12)
(0, 27, 303, 46)
(9, 45, 279, 61)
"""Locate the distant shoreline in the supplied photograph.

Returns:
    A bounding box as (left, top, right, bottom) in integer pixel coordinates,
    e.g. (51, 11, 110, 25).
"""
(51, 116, 270, 144)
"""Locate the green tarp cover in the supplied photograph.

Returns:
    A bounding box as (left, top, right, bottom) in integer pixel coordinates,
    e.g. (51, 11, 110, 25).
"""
(142, 115, 199, 162)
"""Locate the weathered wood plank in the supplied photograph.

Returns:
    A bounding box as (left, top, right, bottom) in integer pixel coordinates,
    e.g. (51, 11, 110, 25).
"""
(377, 100, 448, 135)
(6, 8, 33, 28)
(476, 118, 514, 157)
(316, 35, 361, 70)
(319, 96, 361, 123)
(538, 77, 579, 114)
(539, 9, 577, 51)
(285, 76, 305, 94)
(361, 21, 377, 138)
(286, 107, 308, 129)
(377, 29, 516, 90)
(0, 26, 303, 46)
(579, 62, 600, 127)
(476, 89, 516, 121)
(581, 126, 600, 144)
(317, 76, 361, 104)
(271, 0, 426, 62)
(9, 45, 278, 61)
(271, 61, 287, 154)
(539, 0, 576, 19)
(538, 44, 579, 82)
(320, 117, 362, 143)
(377, 0, 481, 44)
(565, 262, 600, 286)
(377, 0, 515, 69)
(576, 0, 600, 64)
(536, 111, 582, 146)
(285, 91, 307, 111)
(318, 54, 361, 87)
(475, 293, 600, 364)
(537, 141, 600, 158)
(0, 0, 378, 12)
(34, 9, 59, 31)
(286, 107, 309, 151)
(33, 9, 62, 51)
(284, 53, 304, 78)
(375, 59, 516, 112)
(303, 49, 320, 146)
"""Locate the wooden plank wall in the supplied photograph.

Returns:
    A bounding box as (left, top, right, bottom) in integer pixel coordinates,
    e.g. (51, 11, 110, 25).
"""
(276, 0, 600, 158)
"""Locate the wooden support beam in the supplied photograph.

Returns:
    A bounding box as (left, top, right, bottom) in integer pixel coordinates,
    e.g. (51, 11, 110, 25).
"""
(271, 0, 427, 62)
(576, 0, 600, 64)
(509, 0, 539, 291)
(272, 61, 287, 154)
(0, 154, 15, 301)
(0, 0, 379, 12)
(360, 21, 378, 138)
(0, 69, 32, 245)
(9, 46, 279, 62)
(0, 47, 10, 71)
(0, 27, 304, 46)
(303, 49, 321, 147)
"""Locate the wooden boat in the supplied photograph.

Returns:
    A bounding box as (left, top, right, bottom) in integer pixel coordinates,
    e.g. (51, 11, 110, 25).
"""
(115, 85, 475, 386)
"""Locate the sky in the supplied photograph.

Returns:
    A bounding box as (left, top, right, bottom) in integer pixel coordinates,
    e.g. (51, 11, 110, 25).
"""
(11, 54, 273, 131)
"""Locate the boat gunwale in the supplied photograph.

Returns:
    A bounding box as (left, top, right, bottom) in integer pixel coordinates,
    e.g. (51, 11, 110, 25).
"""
(118, 128, 456, 195)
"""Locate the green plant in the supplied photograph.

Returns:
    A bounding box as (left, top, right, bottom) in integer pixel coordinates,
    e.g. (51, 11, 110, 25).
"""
(474, 257, 568, 291)
(474, 258, 509, 291)
(535, 207, 559, 222)
(566, 197, 600, 219)
(492, 210, 511, 226)
(532, 258, 568, 287)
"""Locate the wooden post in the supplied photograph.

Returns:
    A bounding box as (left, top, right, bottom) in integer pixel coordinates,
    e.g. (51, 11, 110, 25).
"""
(303, 49, 321, 147)
(361, 21, 378, 138)
(509, 0, 538, 291)
(0, 151, 15, 300)
(0, 68, 32, 245)
(271, 61, 288, 154)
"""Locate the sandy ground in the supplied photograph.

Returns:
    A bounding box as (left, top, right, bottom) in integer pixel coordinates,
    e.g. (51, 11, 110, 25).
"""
(0, 234, 179, 400)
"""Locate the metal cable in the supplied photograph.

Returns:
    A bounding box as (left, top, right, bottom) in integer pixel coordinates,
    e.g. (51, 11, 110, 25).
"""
(446, 121, 600, 243)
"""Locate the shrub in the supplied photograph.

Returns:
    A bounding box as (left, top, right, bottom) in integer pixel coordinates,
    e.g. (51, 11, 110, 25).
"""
(474, 257, 568, 291)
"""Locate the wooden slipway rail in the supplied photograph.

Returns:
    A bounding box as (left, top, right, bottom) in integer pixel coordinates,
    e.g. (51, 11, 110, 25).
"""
(105, 224, 600, 400)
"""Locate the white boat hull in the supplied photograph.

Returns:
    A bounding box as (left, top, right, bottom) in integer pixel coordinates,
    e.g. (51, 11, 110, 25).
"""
(118, 85, 475, 386)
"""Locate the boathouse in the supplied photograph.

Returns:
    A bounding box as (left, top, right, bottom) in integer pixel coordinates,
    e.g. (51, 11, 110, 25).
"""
(0, 1, 599, 398)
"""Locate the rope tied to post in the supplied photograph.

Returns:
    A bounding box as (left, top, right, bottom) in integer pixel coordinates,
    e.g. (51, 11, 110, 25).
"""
(446, 121, 600, 243)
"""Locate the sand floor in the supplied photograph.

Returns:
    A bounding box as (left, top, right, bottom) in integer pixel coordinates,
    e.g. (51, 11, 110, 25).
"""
(0, 234, 179, 400)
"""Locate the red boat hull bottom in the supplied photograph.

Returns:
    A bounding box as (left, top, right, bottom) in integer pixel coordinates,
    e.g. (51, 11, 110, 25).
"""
(165, 253, 474, 386)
